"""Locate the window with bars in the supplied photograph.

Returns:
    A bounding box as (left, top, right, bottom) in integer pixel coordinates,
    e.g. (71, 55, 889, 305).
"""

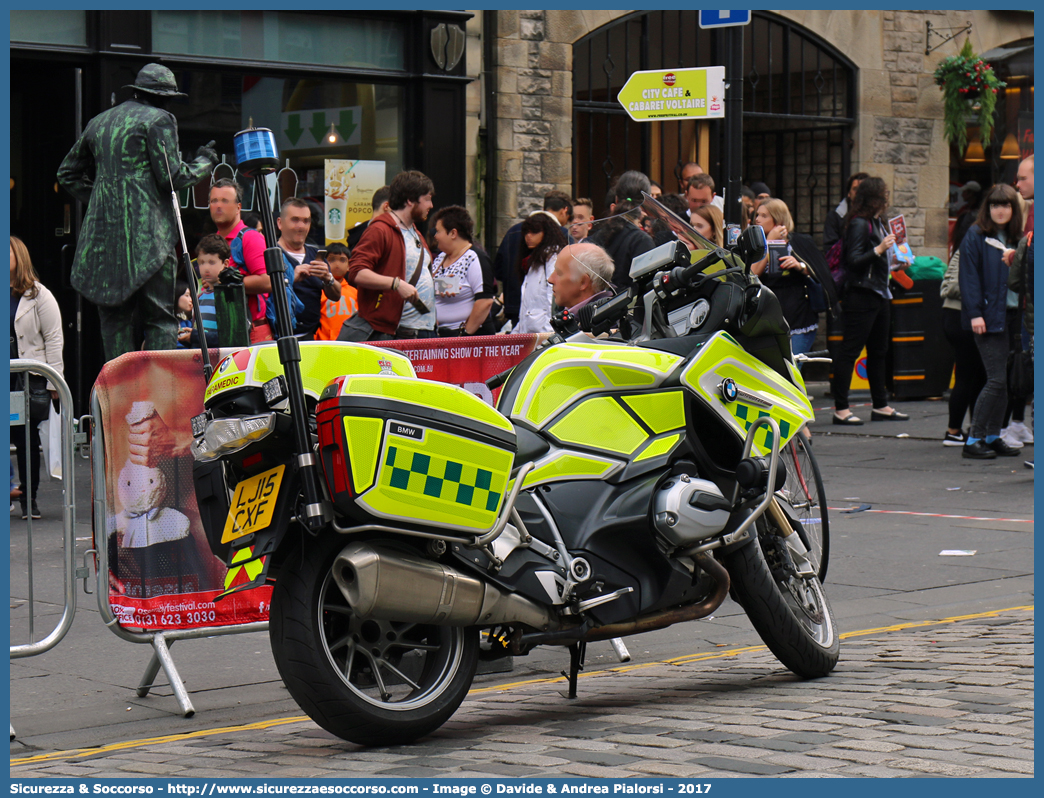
(573, 11, 856, 244)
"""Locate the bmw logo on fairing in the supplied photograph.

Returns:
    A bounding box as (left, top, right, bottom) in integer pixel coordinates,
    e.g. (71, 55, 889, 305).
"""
(689, 298, 710, 329)
(719, 378, 738, 403)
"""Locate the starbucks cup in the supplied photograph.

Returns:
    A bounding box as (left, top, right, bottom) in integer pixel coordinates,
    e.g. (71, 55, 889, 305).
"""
(325, 196, 348, 241)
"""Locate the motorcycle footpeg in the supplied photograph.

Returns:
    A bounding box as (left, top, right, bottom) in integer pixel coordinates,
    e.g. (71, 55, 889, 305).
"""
(570, 586, 634, 615)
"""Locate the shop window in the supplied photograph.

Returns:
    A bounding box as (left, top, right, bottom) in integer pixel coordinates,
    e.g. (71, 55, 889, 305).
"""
(152, 11, 404, 72)
(165, 68, 404, 248)
(10, 10, 87, 47)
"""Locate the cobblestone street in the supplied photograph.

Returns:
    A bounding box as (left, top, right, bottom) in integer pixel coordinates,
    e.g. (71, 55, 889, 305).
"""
(12, 608, 1033, 779)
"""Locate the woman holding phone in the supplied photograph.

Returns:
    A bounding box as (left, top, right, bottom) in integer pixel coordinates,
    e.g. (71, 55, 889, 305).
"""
(750, 199, 822, 362)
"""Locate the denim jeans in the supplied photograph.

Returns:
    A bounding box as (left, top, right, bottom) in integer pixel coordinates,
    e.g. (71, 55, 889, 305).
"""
(970, 332, 1010, 440)
(790, 329, 818, 370)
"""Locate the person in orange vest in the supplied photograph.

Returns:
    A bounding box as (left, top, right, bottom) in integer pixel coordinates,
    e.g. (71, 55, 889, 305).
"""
(315, 243, 358, 341)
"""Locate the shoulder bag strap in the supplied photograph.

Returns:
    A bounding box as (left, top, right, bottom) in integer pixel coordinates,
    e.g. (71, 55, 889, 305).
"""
(408, 240, 427, 287)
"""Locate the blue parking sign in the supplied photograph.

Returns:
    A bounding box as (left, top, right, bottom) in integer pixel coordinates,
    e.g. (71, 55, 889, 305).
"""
(698, 11, 752, 29)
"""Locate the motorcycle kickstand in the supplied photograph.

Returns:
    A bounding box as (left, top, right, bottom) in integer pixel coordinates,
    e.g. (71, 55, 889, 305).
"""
(562, 641, 587, 699)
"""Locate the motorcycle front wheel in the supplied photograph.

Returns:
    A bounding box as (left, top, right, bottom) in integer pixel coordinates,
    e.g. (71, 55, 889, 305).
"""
(723, 518, 839, 679)
(269, 535, 480, 746)
(778, 434, 829, 582)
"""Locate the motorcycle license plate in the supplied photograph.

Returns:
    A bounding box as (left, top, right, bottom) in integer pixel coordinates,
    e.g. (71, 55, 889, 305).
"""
(221, 465, 285, 544)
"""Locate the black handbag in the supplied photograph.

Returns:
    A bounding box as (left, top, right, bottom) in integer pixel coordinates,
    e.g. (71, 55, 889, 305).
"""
(805, 275, 828, 314)
(1008, 350, 1033, 398)
(24, 373, 51, 423)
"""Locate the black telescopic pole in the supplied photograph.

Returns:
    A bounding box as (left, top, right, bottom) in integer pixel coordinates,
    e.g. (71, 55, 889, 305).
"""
(162, 143, 214, 382)
(252, 172, 327, 533)
(722, 27, 744, 228)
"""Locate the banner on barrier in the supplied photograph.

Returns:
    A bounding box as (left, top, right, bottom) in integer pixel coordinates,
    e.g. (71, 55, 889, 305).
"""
(376, 333, 546, 402)
(94, 349, 272, 631)
(93, 337, 544, 632)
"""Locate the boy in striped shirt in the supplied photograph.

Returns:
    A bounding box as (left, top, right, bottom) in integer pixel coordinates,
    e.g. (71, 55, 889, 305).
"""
(183, 234, 228, 347)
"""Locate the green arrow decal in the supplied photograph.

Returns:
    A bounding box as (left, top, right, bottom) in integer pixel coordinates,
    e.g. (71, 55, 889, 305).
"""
(336, 110, 358, 143)
(285, 113, 304, 146)
(309, 111, 328, 145)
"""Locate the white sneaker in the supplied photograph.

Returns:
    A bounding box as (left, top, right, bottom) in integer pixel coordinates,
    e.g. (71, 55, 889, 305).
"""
(1008, 421, 1034, 444)
(1000, 429, 1025, 449)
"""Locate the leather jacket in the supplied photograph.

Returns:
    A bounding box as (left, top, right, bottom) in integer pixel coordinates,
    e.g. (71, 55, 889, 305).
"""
(843, 216, 889, 296)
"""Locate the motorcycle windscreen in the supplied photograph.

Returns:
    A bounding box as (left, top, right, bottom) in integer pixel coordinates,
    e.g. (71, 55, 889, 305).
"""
(638, 193, 731, 278)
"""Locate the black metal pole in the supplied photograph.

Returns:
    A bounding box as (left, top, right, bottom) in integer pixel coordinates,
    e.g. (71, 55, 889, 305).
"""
(252, 172, 327, 533)
(722, 27, 744, 227)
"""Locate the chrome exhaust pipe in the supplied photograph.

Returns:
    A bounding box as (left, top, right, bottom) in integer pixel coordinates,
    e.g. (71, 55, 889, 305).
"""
(332, 541, 556, 632)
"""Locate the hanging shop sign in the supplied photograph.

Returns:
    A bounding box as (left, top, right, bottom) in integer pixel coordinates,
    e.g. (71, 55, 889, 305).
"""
(617, 67, 726, 122)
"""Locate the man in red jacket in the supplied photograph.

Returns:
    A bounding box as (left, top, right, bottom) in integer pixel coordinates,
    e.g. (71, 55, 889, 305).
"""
(339, 170, 434, 341)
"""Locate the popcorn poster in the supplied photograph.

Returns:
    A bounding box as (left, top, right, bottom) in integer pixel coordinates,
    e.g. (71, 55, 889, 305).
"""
(324, 159, 386, 245)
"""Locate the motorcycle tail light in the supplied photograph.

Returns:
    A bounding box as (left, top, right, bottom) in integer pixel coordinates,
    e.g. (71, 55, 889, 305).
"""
(192, 413, 276, 462)
(317, 412, 352, 498)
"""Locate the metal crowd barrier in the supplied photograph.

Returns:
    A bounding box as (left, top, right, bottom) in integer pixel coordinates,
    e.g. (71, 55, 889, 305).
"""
(89, 376, 267, 719)
(9, 359, 79, 739)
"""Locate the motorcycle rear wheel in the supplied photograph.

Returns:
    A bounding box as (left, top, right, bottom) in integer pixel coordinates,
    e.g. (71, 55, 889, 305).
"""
(269, 535, 480, 746)
(723, 520, 839, 679)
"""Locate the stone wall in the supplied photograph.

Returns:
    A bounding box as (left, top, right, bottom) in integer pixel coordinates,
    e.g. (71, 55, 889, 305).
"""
(875, 10, 949, 256)
(487, 9, 628, 244)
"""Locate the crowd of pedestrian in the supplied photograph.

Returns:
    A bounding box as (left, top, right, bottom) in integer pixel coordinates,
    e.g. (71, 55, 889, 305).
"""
(11, 66, 1034, 526)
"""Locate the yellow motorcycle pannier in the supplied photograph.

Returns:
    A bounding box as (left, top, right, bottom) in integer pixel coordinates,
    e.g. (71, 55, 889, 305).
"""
(316, 375, 517, 535)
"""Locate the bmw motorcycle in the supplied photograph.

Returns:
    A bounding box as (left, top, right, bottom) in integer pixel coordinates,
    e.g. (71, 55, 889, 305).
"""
(191, 194, 838, 746)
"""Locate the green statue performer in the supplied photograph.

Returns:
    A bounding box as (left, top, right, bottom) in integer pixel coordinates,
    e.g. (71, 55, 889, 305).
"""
(58, 64, 218, 361)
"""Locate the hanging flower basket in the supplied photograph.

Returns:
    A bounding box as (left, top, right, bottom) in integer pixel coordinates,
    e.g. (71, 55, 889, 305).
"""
(933, 38, 1005, 153)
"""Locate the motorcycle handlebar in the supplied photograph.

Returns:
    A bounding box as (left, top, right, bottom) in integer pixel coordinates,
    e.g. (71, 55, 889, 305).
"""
(657, 250, 740, 295)
(585, 292, 632, 335)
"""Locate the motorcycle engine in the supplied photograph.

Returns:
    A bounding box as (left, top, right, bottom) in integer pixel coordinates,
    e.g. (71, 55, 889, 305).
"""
(653, 474, 731, 549)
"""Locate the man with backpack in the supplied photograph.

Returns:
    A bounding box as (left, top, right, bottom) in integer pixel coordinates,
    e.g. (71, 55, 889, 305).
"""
(278, 197, 341, 338)
(209, 178, 273, 342)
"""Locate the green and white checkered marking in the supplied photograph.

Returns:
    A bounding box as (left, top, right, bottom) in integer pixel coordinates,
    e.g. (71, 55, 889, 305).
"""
(733, 403, 790, 449)
(385, 446, 502, 513)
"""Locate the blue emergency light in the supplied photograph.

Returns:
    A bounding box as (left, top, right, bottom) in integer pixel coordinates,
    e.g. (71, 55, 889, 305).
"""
(233, 127, 279, 177)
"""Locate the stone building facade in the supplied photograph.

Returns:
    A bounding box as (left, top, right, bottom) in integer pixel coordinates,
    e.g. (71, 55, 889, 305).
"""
(468, 9, 1034, 262)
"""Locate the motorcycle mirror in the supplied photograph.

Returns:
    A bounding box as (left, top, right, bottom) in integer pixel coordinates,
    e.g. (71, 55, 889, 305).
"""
(733, 224, 766, 270)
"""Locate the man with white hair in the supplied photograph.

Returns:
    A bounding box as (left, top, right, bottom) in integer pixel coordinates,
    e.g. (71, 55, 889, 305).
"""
(548, 243, 615, 314)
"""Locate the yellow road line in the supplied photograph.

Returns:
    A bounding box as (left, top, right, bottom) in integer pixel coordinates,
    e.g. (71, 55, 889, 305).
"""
(468, 604, 1034, 690)
(11, 604, 1033, 766)
(11, 716, 311, 766)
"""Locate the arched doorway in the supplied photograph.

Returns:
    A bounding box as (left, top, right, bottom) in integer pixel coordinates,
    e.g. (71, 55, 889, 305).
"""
(573, 11, 856, 243)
